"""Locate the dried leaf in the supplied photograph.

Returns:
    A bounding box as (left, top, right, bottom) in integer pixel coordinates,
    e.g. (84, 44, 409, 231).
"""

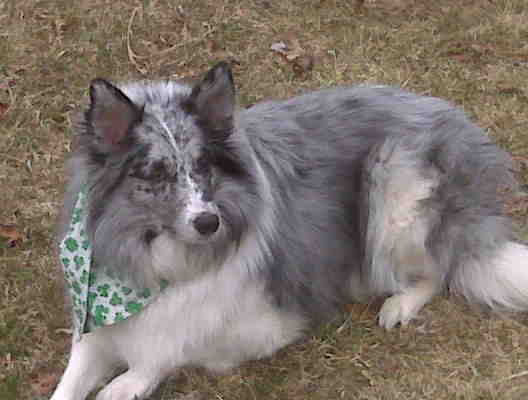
(205, 39, 220, 54)
(498, 87, 525, 96)
(0, 78, 17, 90)
(0, 224, 24, 246)
(31, 373, 60, 396)
(0, 102, 8, 118)
(271, 37, 314, 76)
(447, 52, 470, 62)
(292, 54, 315, 76)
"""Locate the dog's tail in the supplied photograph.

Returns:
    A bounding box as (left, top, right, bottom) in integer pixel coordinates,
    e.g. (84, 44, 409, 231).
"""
(451, 241, 528, 311)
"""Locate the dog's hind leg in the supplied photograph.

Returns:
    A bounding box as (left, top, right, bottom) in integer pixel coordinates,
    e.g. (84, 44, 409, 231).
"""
(377, 238, 442, 329)
(50, 330, 121, 400)
(361, 136, 444, 329)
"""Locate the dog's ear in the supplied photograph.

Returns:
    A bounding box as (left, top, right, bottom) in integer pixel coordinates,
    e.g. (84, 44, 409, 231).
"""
(186, 62, 235, 139)
(87, 79, 143, 149)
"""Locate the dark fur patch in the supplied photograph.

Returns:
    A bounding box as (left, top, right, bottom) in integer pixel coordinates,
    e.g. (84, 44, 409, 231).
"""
(207, 140, 250, 179)
(144, 229, 158, 245)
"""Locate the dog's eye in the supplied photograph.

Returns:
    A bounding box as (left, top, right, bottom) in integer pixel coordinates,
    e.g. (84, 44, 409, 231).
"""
(129, 169, 149, 181)
(195, 155, 210, 174)
(135, 183, 152, 194)
(149, 165, 165, 181)
(129, 167, 168, 182)
(144, 161, 170, 182)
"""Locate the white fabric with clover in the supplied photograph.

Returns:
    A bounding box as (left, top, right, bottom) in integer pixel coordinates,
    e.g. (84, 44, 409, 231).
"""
(59, 188, 168, 337)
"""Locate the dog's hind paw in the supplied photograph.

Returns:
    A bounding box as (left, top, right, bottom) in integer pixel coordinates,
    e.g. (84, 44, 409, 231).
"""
(378, 293, 421, 330)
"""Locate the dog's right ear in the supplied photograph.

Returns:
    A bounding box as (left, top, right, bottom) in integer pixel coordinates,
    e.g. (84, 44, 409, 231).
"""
(87, 79, 143, 151)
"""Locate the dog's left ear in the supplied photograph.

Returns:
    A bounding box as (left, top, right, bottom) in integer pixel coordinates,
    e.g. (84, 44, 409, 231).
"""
(187, 62, 235, 138)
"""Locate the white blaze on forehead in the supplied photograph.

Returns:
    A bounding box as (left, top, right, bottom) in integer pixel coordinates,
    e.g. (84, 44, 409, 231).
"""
(158, 118, 179, 153)
(184, 172, 213, 222)
(151, 115, 217, 223)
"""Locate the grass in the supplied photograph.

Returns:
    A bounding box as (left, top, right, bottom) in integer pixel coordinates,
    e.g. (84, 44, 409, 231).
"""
(1, 0, 528, 399)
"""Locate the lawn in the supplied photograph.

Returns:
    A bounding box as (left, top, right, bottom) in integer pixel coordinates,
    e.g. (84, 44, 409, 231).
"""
(1, 0, 528, 399)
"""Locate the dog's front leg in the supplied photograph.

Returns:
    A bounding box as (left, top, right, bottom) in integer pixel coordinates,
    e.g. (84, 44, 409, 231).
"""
(90, 268, 305, 400)
(50, 330, 121, 400)
(94, 369, 164, 400)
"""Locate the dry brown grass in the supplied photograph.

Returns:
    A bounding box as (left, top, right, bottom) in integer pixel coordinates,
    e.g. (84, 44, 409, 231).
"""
(1, 0, 528, 399)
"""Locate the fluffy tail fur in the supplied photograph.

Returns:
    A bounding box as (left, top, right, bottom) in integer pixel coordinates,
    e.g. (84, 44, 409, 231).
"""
(451, 241, 528, 311)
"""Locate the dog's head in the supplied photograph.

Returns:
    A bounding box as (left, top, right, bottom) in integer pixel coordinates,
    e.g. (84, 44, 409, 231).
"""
(74, 63, 260, 285)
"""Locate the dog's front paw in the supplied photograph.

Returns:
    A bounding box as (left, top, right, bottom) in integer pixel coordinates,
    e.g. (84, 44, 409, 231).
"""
(378, 293, 421, 330)
(96, 371, 158, 400)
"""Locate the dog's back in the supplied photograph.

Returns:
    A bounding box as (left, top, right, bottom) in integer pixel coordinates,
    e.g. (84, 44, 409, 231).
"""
(237, 84, 520, 327)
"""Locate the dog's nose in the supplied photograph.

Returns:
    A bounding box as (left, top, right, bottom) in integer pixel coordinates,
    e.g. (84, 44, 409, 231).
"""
(193, 212, 220, 236)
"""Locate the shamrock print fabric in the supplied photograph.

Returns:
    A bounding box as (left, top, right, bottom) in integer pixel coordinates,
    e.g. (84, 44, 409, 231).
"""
(59, 188, 168, 336)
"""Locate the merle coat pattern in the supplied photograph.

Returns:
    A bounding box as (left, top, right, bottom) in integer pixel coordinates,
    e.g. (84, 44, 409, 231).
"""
(51, 62, 528, 400)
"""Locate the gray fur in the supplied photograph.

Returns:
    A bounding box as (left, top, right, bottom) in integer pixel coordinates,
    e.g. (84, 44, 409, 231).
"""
(58, 63, 525, 319)
(58, 64, 524, 317)
(53, 62, 528, 399)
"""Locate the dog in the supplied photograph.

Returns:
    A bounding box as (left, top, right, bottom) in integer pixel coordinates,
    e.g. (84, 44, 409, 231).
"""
(51, 62, 528, 400)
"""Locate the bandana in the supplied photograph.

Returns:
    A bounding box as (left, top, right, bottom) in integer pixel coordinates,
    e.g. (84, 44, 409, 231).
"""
(59, 188, 167, 336)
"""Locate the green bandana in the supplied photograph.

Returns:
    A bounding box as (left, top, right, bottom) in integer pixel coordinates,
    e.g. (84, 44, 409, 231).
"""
(59, 188, 167, 336)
